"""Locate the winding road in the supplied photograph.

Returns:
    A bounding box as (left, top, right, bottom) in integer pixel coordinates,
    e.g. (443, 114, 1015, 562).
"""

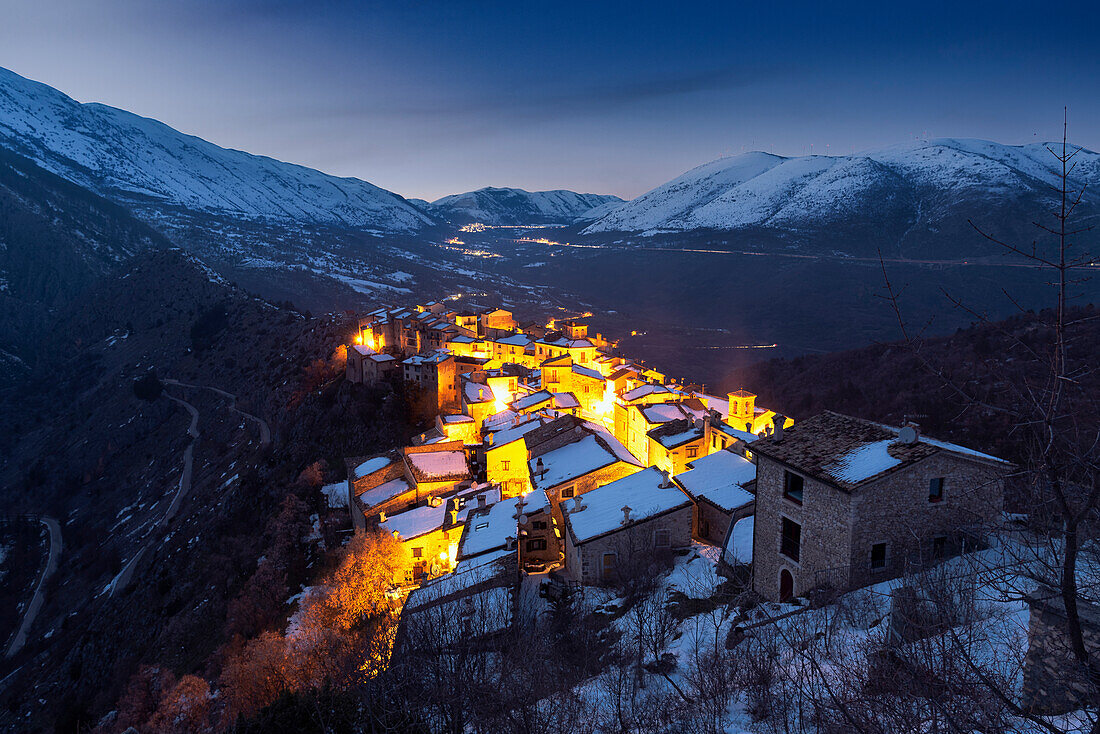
(109, 380, 269, 598)
(6, 517, 62, 658)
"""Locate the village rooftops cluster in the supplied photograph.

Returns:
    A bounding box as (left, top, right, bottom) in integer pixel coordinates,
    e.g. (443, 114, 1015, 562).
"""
(340, 299, 1010, 614)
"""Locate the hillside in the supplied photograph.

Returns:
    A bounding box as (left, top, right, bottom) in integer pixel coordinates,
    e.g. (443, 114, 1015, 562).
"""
(0, 146, 170, 373)
(429, 186, 623, 225)
(582, 139, 1100, 259)
(730, 305, 1100, 466)
(0, 248, 432, 731)
(0, 66, 434, 233)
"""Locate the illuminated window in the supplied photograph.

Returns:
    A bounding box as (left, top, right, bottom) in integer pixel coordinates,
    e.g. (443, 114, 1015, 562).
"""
(561, 486, 575, 499)
(412, 547, 423, 558)
(501, 460, 510, 471)
(686, 447, 698, 458)
(929, 477, 945, 503)
(784, 471, 804, 504)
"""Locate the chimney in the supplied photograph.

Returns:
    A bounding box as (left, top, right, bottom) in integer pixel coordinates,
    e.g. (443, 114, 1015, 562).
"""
(621, 505, 633, 525)
(448, 508, 459, 526)
(379, 510, 387, 523)
(506, 535, 516, 550)
(772, 415, 787, 441)
(573, 495, 585, 512)
(660, 470, 673, 489)
(477, 493, 487, 509)
(486, 433, 495, 447)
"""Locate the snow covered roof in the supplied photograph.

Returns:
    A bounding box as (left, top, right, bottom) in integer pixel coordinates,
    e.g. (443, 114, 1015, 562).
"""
(514, 488, 551, 515)
(358, 477, 413, 510)
(675, 449, 756, 511)
(460, 499, 519, 558)
(404, 351, 451, 366)
(464, 381, 495, 404)
(723, 516, 753, 566)
(571, 364, 604, 381)
(551, 392, 581, 410)
(563, 466, 690, 545)
(380, 502, 445, 540)
(582, 421, 644, 466)
(621, 383, 681, 402)
(370, 353, 396, 363)
(487, 416, 546, 449)
(354, 456, 393, 479)
(647, 418, 704, 449)
(511, 390, 552, 412)
(494, 333, 532, 347)
(442, 414, 475, 424)
(712, 422, 758, 442)
(406, 450, 470, 482)
(405, 548, 514, 610)
(529, 434, 629, 489)
(750, 411, 1010, 491)
(351, 344, 377, 356)
(640, 401, 705, 425)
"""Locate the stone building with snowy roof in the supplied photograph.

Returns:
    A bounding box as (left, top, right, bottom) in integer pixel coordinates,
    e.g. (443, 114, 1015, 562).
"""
(527, 416, 643, 522)
(749, 411, 1010, 602)
(403, 350, 458, 412)
(346, 344, 397, 384)
(674, 446, 756, 546)
(561, 466, 693, 585)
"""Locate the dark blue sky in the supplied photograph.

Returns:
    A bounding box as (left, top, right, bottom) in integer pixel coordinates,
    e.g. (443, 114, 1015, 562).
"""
(3, 0, 1098, 199)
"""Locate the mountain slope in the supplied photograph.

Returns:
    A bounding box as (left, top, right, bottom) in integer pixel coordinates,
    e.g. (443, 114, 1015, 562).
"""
(583, 139, 1100, 258)
(0, 146, 169, 372)
(430, 186, 623, 225)
(0, 67, 434, 232)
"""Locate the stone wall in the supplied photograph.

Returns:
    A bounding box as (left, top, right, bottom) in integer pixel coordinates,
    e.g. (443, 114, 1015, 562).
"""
(847, 453, 1003, 589)
(545, 461, 641, 525)
(751, 456, 853, 601)
(693, 498, 752, 547)
(565, 504, 692, 585)
(1022, 594, 1100, 713)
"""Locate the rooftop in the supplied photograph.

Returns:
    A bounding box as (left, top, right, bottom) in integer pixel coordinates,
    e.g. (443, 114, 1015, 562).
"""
(406, 450, 469, 482)
(647, 418, 704, 449)
(749, 411, 1009, 491)
(563, 466, 690, 545)
(530, 433, 627, 489)
(353, 455, 393, 480)
(675, 449, 756, 511)
(460, 498, 519, 558)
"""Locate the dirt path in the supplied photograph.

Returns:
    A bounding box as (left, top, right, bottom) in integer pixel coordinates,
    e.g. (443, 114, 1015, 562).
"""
(110, 391, 198, 598)
(162, 379, 270, 447)
(6, 517, 62, 658)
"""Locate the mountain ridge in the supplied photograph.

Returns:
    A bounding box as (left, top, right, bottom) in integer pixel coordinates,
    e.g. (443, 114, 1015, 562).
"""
(0, 66, 435, 233)
(581, 138, 1100, 258)
(428, 186, 623, 225)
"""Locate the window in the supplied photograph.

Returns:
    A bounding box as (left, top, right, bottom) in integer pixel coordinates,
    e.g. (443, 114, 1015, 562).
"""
(526, 538, 547, 552)
(500, 460, 510, 471)
(561, 486, 575, 499)
(533, 520, 547, 530)
(412, 547, 423, 558)
(870, 543, 887, 570)
(602, 553, 617, 581)
(686, 447, 698, 458)
(784, 471, 804, 504)
(654, 529, 671, 548)
(932, 536, 947, 559)
(780, 518, 801, 562)
(929, 477, 945, 503)
(475, 522, 489, 531)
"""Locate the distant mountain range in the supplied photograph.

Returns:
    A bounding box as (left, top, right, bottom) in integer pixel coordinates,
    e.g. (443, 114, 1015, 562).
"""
(426, 187, 623, 226)
(0, 66, 435, 232)
(582, 139, 1100, 258)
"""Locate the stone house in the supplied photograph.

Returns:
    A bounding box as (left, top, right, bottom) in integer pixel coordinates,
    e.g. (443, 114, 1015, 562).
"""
(402, 442, 472, 499)
(483, 414, 547, 497)
(561, 466, 693, 585)
(674, 446, 756, 546)
(1022, 589, 1100, 714)
(381, 483, 501, 585)
(647, 417, 709, 477)
(402, 351, 458, 412)
(749, 411, 1010, 602)
(526, 417, 643, 522)
(345, 345, 397, 384)
(619, 398, 708, 467)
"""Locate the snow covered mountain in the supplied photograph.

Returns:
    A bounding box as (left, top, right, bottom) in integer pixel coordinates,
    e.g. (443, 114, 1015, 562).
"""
(429, 187, 623, 225)
(0, 66, 434, 232)
(583, 139, 1100, 256)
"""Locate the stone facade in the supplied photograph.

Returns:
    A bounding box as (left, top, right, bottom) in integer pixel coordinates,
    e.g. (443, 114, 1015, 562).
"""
(563, 504, 692, 585)
(752, 451, 1004, 602)
(1022, 592, 1100, 714)
(692, 496, 753, 546)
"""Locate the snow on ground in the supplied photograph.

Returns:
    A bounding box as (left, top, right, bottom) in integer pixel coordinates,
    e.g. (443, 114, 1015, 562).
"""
(321, 481, 348, 509)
